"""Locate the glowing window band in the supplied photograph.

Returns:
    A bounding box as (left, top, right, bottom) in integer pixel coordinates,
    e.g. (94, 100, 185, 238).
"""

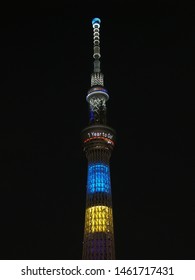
(85, 206, 113, 233)
(87, 163, 111, 193)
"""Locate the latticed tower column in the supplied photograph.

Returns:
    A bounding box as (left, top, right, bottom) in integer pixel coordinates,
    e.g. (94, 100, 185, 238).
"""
(81, 18, 116, 260)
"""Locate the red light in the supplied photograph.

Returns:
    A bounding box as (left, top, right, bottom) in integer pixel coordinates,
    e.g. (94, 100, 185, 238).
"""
(84, 136, 114, 146)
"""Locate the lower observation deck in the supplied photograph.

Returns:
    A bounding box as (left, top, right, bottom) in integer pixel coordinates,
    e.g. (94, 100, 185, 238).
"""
(81, 125, 116, 149)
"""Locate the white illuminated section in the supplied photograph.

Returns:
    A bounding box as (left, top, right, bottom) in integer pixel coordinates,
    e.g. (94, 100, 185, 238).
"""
(86, 89, 109, 102)
(90, 18, 104, 87)
(92, 18, 101, 60)
(87, 131, 113, 139)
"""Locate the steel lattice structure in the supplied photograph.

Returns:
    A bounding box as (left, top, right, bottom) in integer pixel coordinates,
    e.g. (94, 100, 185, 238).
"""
(81, 18, 116, 260)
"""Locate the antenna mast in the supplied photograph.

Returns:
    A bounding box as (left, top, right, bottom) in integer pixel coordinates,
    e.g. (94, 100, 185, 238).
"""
(91, 18, 104, 86)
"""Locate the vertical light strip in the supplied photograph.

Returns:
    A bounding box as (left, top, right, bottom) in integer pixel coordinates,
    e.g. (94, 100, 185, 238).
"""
(87, 163, 111, 193)
(85, 206, 113, 233)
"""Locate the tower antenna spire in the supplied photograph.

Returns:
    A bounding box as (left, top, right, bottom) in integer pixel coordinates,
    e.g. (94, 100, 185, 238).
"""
(91, 18, 104, 86)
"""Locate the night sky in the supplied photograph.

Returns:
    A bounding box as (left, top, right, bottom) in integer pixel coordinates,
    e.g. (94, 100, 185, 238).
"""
(0, 2, 194, 260)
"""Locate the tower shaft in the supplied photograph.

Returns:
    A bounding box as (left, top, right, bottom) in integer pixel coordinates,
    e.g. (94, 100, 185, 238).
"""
(81, 18, 116, 260)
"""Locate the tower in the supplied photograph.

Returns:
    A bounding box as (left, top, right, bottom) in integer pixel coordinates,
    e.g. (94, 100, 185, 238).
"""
(81, 18, 116, 260)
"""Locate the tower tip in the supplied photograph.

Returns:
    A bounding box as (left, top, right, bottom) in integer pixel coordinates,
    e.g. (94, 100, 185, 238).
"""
(92, 17, 101, 26)
(91, 17, 104, 85)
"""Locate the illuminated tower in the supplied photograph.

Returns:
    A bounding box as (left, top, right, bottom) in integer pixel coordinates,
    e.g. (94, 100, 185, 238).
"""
(81, 18, 116, 260)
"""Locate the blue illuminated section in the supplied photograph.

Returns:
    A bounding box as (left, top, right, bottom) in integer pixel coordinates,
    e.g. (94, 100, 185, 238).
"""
(92, 18, 101, 25)
(87, 163, 111, 193)
(89, 110, 94, 123)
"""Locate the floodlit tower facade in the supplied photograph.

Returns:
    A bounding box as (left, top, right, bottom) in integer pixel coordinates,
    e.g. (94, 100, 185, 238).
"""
(81, 18, 116, 260)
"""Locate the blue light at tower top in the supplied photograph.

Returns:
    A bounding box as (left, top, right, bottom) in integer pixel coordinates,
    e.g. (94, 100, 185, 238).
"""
(92, 17, 101, 25)
(87, 163, 111, 193)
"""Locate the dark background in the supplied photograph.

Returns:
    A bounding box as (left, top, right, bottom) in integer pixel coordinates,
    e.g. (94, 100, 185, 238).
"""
(0, 1, 194, 260)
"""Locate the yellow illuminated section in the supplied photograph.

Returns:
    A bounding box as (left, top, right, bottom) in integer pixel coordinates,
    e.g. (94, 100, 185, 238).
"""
(85, 206, 113, 233)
